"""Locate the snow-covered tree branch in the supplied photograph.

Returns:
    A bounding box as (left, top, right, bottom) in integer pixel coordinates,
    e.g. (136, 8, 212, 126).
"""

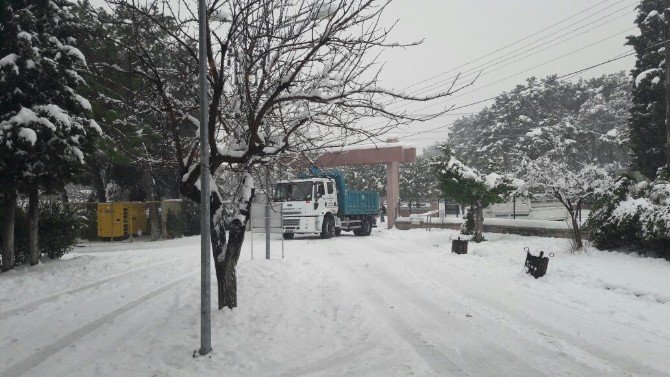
(522, 157, 614, 250)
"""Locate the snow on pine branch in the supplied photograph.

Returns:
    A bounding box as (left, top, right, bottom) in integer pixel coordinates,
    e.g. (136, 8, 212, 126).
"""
(433, 152, 522, 191)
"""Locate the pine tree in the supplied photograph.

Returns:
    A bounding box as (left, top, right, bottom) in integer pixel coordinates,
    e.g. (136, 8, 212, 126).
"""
(399, 156, 440, 208)
(627, 0, 667, 179)
(431, 146, 521, 242)
(0, 0, 100, 269)
(449, 73, 631, 174)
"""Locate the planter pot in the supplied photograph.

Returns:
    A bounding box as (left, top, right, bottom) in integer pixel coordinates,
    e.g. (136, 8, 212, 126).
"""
(524, 248, 554, 278)
(451, 238, 468, 254)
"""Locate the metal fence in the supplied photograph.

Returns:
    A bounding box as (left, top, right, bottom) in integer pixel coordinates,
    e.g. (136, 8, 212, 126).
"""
(402, 198, 588, 226)
(248, 193, 286, 259)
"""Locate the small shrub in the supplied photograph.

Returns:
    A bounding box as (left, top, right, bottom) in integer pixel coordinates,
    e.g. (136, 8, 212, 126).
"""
(77, 205, 98, 241)
(165, 209, 184, 239)
(164, 201, 200, 239)
(39, 201, 81, 259)
(461, 205, 475, 236)
(182, 201, 201, 236)
(0, 200, 79, 264)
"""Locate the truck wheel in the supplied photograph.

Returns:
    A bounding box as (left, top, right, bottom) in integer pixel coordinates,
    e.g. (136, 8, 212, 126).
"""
(364, 217, 373, 236)
(283, 233, 294, 240)
(353, 217, 371, 236)
(355, 217, 372, 236)
(320, 216, 335, 239)
(335, 228, 342, 236)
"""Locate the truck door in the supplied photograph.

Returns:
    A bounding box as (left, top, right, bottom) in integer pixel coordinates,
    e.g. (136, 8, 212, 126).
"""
(315, 182, 326, 212)
(325, 181, 338, 211)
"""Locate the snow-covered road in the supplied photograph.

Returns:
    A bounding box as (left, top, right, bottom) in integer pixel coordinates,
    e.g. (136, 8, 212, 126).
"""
(1, 228, 669, 376)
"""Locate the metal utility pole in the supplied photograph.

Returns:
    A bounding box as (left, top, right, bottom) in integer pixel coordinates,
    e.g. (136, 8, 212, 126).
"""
(265, 166, 271, 260)
(665, 5, 670, 166)
(198, 0, 212, 356)
(265, 125, 271, 259)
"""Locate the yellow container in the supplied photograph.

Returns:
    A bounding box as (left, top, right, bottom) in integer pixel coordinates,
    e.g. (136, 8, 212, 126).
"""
(97, 202, 148, 238)
(128, 202, 147, 236)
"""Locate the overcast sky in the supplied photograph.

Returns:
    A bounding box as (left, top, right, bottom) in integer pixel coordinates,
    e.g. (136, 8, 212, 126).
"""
(373, 0, 639, 150)
(90, 0, 640, 151)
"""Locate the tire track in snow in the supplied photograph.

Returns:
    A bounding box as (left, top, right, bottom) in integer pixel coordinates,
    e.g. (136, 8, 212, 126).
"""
(0, 255, 193, 321)
(375, 241, 653, 376)
(1, 272, 197, 377)
(319, 245, 466, 376)
(354, 255, 602, 376)
(276, 330, 384, 377)
(329, 246, 555, 376)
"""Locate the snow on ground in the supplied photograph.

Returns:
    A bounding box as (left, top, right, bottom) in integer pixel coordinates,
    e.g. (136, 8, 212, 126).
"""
(1, 228, 669, 376)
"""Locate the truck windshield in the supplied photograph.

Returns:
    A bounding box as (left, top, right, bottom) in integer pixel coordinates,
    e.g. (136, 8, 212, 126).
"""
(273, 182, 313, 202)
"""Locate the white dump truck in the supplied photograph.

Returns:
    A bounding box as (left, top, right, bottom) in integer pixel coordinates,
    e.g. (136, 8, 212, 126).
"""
(273, 166, 379, 239)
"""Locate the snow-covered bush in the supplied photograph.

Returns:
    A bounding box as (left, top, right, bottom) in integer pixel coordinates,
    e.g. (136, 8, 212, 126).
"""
(523, 157, 614, 250)
(586, 174, 670, 257)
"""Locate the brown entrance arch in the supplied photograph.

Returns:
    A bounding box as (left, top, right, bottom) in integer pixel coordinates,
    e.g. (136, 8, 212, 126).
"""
(315, 137, 416, 229)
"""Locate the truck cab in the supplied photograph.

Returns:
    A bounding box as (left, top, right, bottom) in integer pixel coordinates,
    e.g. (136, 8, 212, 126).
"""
(273, 178, 337, 237)
(273, 167, 378, 239)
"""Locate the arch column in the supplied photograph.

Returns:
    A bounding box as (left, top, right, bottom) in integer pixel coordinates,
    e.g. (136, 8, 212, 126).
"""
(386, 162, 400, 229)
(315, 137, 415, 229)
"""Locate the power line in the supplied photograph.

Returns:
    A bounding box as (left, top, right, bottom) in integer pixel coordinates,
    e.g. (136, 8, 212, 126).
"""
(365, 7, 638, 134)
(405, 26, 638, 116)
(392, 40, 666, 141)
(401, 7, 636, 101)
(397, 0, 617, 93)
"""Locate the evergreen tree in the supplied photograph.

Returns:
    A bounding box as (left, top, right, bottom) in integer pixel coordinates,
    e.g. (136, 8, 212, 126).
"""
(0, 0, 100, 269)
(399, 156, 440, 207)
(341, 164, 386, 196)
(449, 73, 631, 174)
(626, 0, 668, 178)
(432, 146, 521, 242)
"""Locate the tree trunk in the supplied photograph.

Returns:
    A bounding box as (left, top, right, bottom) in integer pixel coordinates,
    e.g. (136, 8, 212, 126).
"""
(90, 158, 107, 202)
(209, 202, 228, 309)
(1, 190, 17, 272)
(213, 179, 255, 309)
(556, 193, 583, 251)
(142, 168, 161, 240)
(181, 167, 255, 310)
(59, 185, 69, 203)
(219, 221, 246, 309)
(28, 187, 40, 266)
(473, 202, 485, 243)
(569, 211, 583, 250)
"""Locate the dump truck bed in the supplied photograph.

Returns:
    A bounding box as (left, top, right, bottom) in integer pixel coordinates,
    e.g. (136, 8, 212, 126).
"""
(340, 190, 379, 216)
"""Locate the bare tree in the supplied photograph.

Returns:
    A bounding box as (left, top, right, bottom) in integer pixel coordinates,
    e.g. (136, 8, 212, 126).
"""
(98, 0, 472, 309)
